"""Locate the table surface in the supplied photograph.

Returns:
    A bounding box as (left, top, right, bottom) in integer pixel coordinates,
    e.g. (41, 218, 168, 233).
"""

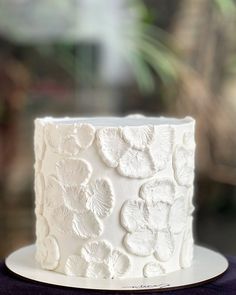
(0, 256, 235, 295)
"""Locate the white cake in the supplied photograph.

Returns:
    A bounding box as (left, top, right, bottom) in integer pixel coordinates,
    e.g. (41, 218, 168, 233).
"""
(34, 116, 195, 279)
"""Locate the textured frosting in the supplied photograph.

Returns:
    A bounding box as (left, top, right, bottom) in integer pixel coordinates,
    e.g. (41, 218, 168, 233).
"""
(34, 116, 195, 279)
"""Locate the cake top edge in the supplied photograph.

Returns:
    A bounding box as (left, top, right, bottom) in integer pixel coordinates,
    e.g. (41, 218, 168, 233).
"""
(35, 116, 195, 127)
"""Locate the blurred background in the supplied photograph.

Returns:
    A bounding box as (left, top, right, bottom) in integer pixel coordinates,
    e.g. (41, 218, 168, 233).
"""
(0, 0, 236, 259)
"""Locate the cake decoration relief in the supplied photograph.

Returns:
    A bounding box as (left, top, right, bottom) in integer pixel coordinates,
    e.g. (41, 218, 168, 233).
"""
(34, 116, 195, 279)
(45, 123, 95, 156)
(173, 146, 194, 187)
(143, 261, 166, 278)
(96, 125, 173, 179)
(65, 240, 130, 278)
(36, 235, 60, 270)
(43, 158, 114, 239)
(121, 179, 187, 261)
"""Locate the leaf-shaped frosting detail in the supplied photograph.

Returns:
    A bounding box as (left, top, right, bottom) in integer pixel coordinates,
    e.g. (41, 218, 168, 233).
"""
(62, 185, 87, 213)
(118, 149, 155, 178)
(147, 202, 170, 231)
(109, 250, 130, 277)
(65, 255, 88, 276)
(173, 145, 194, 187)
(124, 229, 156, 256)
(85, 178, 114, 218)
(36, 215, 49, 240)
(169, 198, 187, 234)
(81, 240, 112, 263)
(120, 200, 149, 232)
(86, 262, 111, 279)
(56, 158, 92, 187)
(122, 125, 154, 150)
(143, 262, 165, 278)
(149, 126, 173, 171)
(75, 124, 95, 149)
(96, 127, 128, 167)
(36, 235, 60, 270)
(154, 230, 174, 262)
(72, 211, 103, 239)
(180, 217, 194, 268)
(140, 178, 175, 204)
(44, 176, 64, 209)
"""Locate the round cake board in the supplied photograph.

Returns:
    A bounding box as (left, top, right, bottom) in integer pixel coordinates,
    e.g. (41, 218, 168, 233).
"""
(5, 244, 228, 292)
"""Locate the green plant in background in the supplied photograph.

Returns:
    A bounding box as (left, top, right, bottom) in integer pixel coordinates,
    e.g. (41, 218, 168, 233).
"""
(2, 0, 235, 95)
(0, 0, 180, 94)
(214, 0, 236, 15)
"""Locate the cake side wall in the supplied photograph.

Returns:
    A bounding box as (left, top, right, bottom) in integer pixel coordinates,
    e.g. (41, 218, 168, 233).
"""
(34, 118, 195, 279)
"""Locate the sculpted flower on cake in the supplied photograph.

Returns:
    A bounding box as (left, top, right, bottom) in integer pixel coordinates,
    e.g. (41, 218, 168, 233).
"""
(45, 123, 95, 156)
(65, 240, 130, 278)
(121, 178, 188, 261)
(35, 215, 60, 270)
(96, 125, 173, 178)
(43, 158, 114, 239)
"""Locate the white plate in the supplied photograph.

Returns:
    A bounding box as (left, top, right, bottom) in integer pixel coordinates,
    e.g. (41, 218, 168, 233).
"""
(5, 244, 228, 291)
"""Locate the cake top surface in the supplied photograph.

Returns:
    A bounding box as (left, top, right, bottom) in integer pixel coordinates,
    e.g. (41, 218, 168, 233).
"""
(35, 116, 194, 127)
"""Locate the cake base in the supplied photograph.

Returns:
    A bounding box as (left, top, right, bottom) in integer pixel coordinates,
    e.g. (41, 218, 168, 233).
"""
(5, 244, 228, 291)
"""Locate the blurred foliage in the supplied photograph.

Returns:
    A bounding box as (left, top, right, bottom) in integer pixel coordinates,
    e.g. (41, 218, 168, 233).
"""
(214, 0, 236, 15)
(31, 0, 180, 94)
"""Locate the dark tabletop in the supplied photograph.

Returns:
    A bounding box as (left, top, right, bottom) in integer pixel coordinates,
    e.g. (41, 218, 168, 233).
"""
(0, 256, 235, 295)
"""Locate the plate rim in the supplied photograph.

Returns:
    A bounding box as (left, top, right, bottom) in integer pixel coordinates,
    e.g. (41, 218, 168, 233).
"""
(5, 244, 229, 292)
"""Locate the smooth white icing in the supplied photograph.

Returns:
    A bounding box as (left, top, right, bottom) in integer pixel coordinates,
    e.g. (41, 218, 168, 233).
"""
(34, 116, 195, 278)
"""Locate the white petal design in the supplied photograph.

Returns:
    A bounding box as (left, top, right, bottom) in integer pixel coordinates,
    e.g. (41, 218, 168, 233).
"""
(75, 124, 95, 149)
(154, 230, 174, 262)
(109, 250, 130, 277)
(60, 135, 80, 156)
(147, 202, 170, 231)
(124, 229, 156, 256)
(169, 198, 187, 234)
(62, 186, 87, 213)
(122, 126, 154, 150)
(65, 255, 88, 276)
(37, 235, 60, 270)
(143, 262, 165, 278)
(120, 200, 149, 232)
(173, 145, 194, 187)
(85, 179, 114, 218)
(118, 149, 155, 178)
(45, 123, 83, 155)
(81, 240, 112, 263)
(44, 176, 64, 209)
(35, 173, 45, 206)
(72, 211, 103, 239)
(34, 122, 45, 161)
(180, 217, 194, 268)
(149, 126, 173, 171)
(140, 179, 175, 204)
(36, 215, 49, 240)
(49, 206, 73, 234)
(56, 158, 92, 187)
(96, 127, 128, 167)
(86, 262, 111, 279)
